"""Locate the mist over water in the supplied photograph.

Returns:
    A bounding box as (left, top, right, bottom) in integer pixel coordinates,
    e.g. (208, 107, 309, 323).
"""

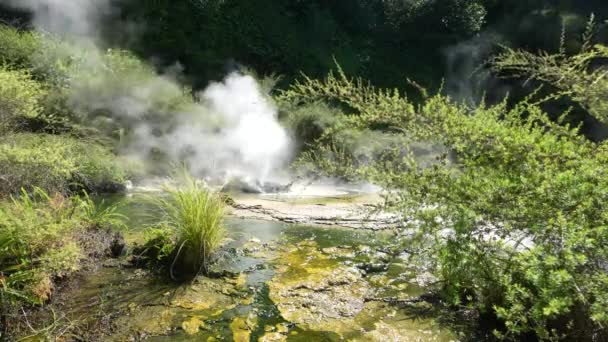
(3, 0, 293, 183)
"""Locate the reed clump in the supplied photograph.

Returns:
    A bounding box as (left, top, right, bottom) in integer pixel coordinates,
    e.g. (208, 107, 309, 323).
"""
(152, 179, 226, 279)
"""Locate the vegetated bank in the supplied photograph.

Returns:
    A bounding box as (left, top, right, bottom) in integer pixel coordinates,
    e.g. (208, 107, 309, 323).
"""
(2, 11, 608, 340)
(279, 19, 608, 340)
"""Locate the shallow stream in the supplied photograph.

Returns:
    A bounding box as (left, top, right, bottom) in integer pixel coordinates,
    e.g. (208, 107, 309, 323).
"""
(57, 193, 464, 341)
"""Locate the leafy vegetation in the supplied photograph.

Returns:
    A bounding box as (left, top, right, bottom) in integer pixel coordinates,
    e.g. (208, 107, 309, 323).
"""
(281, 63, 608, 339)
(0, 66, 45, 133)
(0, 134, 126, 196)
(146, 179, 226, 279)
(0, 188, 125, 331)
(493, 15, 608, 126)
(1, 2, 608, 340)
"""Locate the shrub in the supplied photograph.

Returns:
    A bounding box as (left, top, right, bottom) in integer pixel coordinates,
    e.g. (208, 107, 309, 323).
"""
(151, 179, 226, 279)
(282, 68, 608, 340)
(0, 66, 45, 133)
(66, 49, 194, 135)
(134, 227, 175, 269)
(0, 134, 126, 196)
(492, 15, 608, 126)
(280, 101, 344, 152)
(0, 25, 40, 69)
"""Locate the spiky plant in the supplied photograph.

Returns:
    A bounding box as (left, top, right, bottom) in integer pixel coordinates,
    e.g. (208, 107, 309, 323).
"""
(155, 179, 226, 279)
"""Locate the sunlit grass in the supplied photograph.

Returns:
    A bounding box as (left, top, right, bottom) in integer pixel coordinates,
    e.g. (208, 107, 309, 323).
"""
(154, 178, 226, 279)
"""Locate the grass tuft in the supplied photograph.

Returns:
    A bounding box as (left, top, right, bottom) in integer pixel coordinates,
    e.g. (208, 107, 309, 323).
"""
(153, 178, 226, 279)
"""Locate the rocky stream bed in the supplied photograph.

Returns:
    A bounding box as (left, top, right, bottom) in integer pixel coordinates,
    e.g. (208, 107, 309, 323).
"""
(28, 190, 471, 341)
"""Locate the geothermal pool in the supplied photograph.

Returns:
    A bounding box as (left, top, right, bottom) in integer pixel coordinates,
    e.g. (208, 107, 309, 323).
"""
(38, 187, 475, 341)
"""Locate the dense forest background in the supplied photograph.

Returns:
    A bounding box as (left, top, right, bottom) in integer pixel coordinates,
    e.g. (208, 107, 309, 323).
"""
(3, 0, 608, 138)
(2, 0, 607, 90)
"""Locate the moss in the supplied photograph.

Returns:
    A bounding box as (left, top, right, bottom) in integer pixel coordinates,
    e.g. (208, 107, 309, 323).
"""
(230, 317, 253, 342)
(181, 316, 205, 335)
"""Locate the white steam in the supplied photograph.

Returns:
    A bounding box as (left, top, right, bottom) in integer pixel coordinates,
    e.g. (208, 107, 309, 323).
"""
(128, 73, 291, 182)
(3, 0, 292, 182)
(2, 0, 111, 40)
(199, 74, 291, 180)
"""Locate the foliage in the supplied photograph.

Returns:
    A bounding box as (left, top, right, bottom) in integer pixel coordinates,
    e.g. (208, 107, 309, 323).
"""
(0, 25, 40, 69)
(383, 0, 488, 34)
(283, 68, 608, 340)
(150, 179, 226, 279)
(0, 66, 45, 133)
(77, 193, 126, 230)
(0, 134, 126, 196)
(492, 15, 608, 126)
(134, 227, 175, 269)
(0, 189, 82, 306)
(280, 101, 344, 152)
(0, 187, 126, 334)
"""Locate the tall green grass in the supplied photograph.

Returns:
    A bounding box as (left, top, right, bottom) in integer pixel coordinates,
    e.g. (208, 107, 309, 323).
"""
(154, 179, 226, 279)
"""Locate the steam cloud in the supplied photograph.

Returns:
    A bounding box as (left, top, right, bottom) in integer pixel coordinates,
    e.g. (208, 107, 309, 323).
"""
(3, 0, 292, 183)
(3, 0, 111, 39)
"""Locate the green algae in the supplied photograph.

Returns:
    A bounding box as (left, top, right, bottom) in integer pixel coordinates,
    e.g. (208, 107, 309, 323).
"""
(266, 240, 458, 341)
(53, 211, 464, 341)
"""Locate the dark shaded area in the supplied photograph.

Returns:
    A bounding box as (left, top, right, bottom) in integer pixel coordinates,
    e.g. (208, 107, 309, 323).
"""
(1, 1, 607, 90)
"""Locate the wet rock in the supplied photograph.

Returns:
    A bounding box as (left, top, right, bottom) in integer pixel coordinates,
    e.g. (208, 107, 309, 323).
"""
(357, 263, 389, 274)
(114, 308, 176, 338)
(219, 193, 236, 206)
(275, 323, 289, 334)
(368, 274, 392, 288)
(170, 277, 238, 312)
(356, 245, 372, 254)
(222, 178, 264, 194)
(413, 272, 438, 287)
(372, 251, 391, 263)
(110, 232, 127, 257)
(268, 242, 371, 332)
(259, 181, 293, 193)
(94, 181, 127, 194)
(321, 246, 355, 258)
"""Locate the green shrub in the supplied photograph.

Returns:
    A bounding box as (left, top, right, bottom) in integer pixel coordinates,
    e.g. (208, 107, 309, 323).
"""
(492, 15, 608, 126)
(77, 193, 126, 230)
(151, 179, 226, 279)
(0, 25, 40, 69)
(66, 49, 195, 135)
(0, 66, 45, 133)
(280, 101, 344, 152)
(0, 134, 126, 196)
(283, 68, 608, 340)
(134, 227, 175, 269)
